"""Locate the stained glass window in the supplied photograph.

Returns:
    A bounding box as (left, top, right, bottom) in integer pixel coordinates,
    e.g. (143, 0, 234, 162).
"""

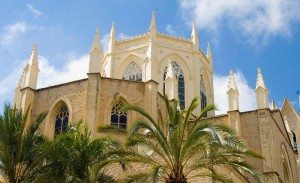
(55, 106, 69, 135)
(123, 62, 142, 81)
(111, 103, 127, 129)
(164, 61, 185, 108)
(200, 75, 207, 117)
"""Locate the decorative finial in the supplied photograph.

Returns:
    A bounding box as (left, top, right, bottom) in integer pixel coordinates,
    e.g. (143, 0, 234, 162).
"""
(110, 22, 116, 38)
(191, 20, 199, 47)
(149, 11, 157, 31)
(165, 61, 176, 79)
(91, 28, 102, 51)
(207, 42, 212, 61)
(29, 44, 38, 65)
(256, 67, 266, 89)
(228, 69, 238, 91)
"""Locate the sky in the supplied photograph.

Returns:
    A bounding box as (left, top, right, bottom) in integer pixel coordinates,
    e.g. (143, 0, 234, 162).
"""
(0, 0, 299, 115)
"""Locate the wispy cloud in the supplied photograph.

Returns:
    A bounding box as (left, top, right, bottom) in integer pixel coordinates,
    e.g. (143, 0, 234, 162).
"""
(26, 4, 43, 18)
(100, 32, 129, 53)
(37, 54, 89, 88)
(179, 0, 300, 43)
(166, 24, 176, 36)
(214, 70, 256, 114)
(0, 22, 28, 45)
(0, 22, 45, 45)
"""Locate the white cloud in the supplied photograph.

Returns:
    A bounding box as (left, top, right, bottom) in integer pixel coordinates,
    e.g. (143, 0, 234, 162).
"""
(179, 0, 300, 42)
(0, 22, 44, 45)
(214, 71, 256, 115)
(0, 53, 89, 113)
(0, 22, 28, 45)
(118, 33, 129, 40)
(26, 4, 43, 18)
(37, 54, 89, 88)
(166, 24, 176, 35)
(100, 32, 129, 53)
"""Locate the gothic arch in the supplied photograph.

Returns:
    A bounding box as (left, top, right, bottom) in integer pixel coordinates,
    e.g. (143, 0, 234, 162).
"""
(103, 93, 134, 128)
(117, 54, 143, 80)
(158, 53, 192, 78)
(158, 54, 191, 104)
(200, 68, 212, 97)
(45, 97, 73, 139)
(281, 143, 293, 183)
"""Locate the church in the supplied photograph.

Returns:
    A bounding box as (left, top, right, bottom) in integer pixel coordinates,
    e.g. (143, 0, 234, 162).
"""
(13, 12, 300, 183)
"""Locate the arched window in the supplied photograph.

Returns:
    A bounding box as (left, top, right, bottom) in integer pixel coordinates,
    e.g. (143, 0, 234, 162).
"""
(292, 131, 298, 154)
(111, 102, 127, 129)
(164, 61, 185, 108)
(55, 106, 69, 135)
(200, 75, 207, 117)
(123, 62, 142, 81)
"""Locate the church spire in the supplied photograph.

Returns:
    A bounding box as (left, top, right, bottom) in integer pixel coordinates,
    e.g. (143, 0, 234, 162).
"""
(206, 42, 212, 62)
(149, 11, 157, 40)
(108, 22, 116, 53)
(227, 70, 239, 111)
(29, 44, 38, 65)
(89, 28, 103, 73)
(110, 22, 116, 39)
(271, 100, 278, 110)
(255, 67, 269, 109)
(256, 67, 266, 89)
(164, 61, 178, 100)
(90, 28, 102, 52)
(191, 21, 199, 48)
(23, 44, 40, 89)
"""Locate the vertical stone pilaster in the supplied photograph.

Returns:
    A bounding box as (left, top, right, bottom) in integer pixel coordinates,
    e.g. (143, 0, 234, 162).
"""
(227, 110, 241, 135)
(20, 87, 36, 128)
(86, 73, 101, 138)
(257, 109, 278, 182)
(144, 80, 158, 122)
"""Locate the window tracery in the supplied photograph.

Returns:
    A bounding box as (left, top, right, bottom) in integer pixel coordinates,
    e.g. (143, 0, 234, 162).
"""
(163, 61, 185, 108)
(111, 102, 127, 129)
(123, 62, 142, 81)
(200, 75, 207, 117)
(55, 106, 69, 135)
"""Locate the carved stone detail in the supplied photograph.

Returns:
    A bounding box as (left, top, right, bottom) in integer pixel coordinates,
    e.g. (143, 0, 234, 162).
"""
(157, 38, 192, 49)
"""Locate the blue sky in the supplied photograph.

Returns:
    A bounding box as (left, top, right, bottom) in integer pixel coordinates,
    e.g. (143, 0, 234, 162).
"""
(0, 0, 299, 114)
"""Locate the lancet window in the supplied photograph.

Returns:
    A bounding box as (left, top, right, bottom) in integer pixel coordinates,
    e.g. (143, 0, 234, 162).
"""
(123, 62, 142, 81)
(164, 61, 185, 108)
(200, 75, 207, 117)
(55, 106, 69, 135)
(111, 102, 127, 129)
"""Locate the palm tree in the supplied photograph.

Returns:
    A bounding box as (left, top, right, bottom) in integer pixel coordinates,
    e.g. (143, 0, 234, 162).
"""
(100, 96, 263, 183)
(38, 122, 122, 183)
(0, 104, 47, 183)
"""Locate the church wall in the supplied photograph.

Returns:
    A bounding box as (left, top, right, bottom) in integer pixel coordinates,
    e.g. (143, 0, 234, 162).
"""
(32, 79, 88, 137)
(271, 111, 299, 182)
(239, 111, 264, 171)
(96, 78, 147, 133)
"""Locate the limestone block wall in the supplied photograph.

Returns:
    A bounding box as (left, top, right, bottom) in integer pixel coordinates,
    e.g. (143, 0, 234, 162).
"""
(32, 79, 88, 138)
(271, 110, 299, 183)
(96, 78, 150, 136)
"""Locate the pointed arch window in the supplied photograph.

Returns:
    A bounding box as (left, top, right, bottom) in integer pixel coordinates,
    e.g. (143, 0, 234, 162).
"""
(55, 106, 69, 135)
(123, 62, 142, 81)
(111, 102, 127, 129)
(164, 61, 185, 108)
(200, 75, 207, 117)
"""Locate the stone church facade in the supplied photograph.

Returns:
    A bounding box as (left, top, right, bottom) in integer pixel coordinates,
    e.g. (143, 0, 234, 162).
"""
(13, 13, 300, 182)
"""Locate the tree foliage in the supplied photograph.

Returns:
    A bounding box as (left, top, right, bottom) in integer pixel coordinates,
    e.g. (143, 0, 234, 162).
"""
(0, 104, 47, 183)
(100, 96, 263, 183)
